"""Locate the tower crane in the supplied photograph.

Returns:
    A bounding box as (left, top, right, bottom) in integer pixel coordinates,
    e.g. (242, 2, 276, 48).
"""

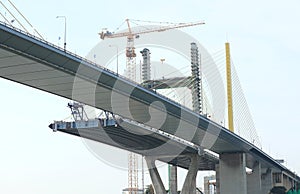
(99, 19, 205, 81)
(99, 19, 205, 194)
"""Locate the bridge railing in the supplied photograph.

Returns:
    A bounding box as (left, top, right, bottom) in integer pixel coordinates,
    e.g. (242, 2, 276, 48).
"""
(2, 22, 300, 181)
(0, 20, 189, 113)
(0, 21, 120, 78)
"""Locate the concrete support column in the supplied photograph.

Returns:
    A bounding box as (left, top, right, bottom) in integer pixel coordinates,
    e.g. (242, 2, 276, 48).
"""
(261, 168, 273, 194)
(215, 164, 220, 194)
(219, 153, 247, 194)
(145, 157, 167, 194)
(181, 154, 200, 194)
(247, 161, 262, 194)
(169, 165, 178, 194)
(283, 174, 293, 191)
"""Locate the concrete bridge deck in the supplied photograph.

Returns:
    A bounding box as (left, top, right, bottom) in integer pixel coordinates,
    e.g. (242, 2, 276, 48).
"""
(0, 21, 299, 193)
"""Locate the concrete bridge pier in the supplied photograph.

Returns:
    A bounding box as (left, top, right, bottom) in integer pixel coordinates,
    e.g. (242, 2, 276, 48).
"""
(215, 164, 220, 194)
(261, 168, 273, 194)
(169, 165, 178, 194)
(145, 154, 200, 194)
(181, 154, 200, 194)
(247, 161, 262, 194)
(218, 152, 247, 194)
(145, 156, 167, 194)
(216, 153, 266, 194)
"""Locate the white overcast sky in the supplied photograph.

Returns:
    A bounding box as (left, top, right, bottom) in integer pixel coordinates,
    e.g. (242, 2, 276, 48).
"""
(0, 0, 300, 193)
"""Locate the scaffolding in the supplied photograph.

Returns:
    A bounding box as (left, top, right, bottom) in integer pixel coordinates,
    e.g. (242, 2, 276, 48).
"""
(140, 48, 151, 83)
(190, 42, 202, 114)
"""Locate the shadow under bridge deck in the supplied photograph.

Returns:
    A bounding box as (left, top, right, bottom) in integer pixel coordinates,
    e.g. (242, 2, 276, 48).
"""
(0, 21, 299, 180)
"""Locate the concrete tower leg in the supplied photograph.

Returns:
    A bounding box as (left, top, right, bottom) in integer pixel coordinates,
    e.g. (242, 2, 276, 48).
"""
(261, 168, 273, 194)
(169, 165, 178, 194)
(181, 154, 200, 194)
(247, 161, 262, 194)
(145, 157, 167, 194)
(219, 153, 247, 194)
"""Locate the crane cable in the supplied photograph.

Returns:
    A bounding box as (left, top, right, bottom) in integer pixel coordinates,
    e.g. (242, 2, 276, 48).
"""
(114, 19, 126, 32)
(129, 19, 195, 26)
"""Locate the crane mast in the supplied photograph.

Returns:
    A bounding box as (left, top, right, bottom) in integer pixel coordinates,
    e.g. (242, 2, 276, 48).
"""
(99, 19, 205, 194)
(125, 19, 137, 81)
